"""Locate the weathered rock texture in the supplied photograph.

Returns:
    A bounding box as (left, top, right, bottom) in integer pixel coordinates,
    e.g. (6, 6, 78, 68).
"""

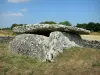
(9, 24, 91, 62)
(82, 40, 100, 49)
(9, 31, 83, 62)
(0, 36, 14, 43)
(13, 24, 90, 34)
(9, 34, 48, 61)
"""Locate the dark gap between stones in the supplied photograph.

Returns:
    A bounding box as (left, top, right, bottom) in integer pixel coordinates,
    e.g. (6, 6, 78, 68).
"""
(25, 30, 52, 37)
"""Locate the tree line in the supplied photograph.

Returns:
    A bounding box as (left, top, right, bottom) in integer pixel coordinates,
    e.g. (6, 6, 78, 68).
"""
(76, 22, 100, 32)
(1, 21, 100, 32)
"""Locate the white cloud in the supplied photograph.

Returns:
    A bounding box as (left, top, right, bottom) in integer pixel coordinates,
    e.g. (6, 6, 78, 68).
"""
(8, 12, 24, 16)
(21, 8, 27, 11)
(8, 0, 30, 3)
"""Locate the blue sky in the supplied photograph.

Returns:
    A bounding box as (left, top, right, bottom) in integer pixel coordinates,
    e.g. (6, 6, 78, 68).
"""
(0, 0, 100, 28)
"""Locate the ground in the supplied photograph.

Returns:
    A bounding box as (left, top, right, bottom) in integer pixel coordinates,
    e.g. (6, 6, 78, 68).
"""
(81, 32, 100, 40)
(0, 43, 100, 75)
(0, 30, 15, 36)
(0, 30, 100, 75)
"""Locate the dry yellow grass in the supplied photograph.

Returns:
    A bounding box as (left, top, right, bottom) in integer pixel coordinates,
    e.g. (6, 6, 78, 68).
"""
(0, 30, 14, 36)
(0, 44, 100, 75)
(81, 35, 100, 40)
(81, 32, 100, 40)
(90, 32, 100, 35)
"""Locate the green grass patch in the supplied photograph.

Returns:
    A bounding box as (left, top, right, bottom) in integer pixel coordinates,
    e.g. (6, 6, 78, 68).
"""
(92, 61, 100, 67)
(0, 44, 100, 75)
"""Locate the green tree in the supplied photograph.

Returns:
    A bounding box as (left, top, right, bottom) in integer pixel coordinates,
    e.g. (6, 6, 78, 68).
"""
(40, 21, 57, 24)
(59, 21, 72, 26)
(0, 27, 11, 30)
(76, 23, 87, 29)
(11, 24, 24, 29)
(87, 22, 95, 31)
(94, 23, 100, 32)
(76, 22, 100, 32)
(11, 24, 17, 29)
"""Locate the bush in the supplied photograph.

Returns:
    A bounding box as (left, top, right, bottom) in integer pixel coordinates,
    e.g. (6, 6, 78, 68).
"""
(76, 22, 100, 32)
(59, 21, 72, 26)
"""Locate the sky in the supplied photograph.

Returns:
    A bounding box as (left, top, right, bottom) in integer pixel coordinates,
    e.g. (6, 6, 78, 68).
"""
(0, 0, 100, 28)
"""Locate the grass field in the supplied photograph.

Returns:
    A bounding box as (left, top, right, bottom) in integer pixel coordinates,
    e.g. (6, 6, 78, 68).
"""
(0, 30, 100, 75)
(81, 32, 100, 40)
(0, 30, 15, 36)
(0, 43, 100, 75)
(81, 35, 100, 40)
(90, 32, 100, 35)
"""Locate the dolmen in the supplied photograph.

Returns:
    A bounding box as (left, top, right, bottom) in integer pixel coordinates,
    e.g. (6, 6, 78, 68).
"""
(9, 24, 90, 62)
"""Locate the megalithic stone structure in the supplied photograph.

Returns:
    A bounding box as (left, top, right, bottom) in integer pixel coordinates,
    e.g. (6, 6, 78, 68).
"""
(9, 24, 90, 62)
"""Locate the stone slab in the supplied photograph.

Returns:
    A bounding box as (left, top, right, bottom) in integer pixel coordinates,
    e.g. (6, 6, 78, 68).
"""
(13, 24, 90, 34)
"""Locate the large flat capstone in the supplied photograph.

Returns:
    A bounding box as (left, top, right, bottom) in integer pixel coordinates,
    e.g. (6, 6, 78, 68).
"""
(13, 24, 90, 34)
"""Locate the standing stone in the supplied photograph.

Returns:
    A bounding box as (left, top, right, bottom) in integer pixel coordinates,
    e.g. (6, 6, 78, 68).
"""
(46, 31, 83, 61)
(9, 34, 49, 62)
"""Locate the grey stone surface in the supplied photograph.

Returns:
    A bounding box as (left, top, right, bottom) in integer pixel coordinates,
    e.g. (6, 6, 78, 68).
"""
(9, 31, 83, 62)
(0, 36, 14, 43)
(47, 31, 83, 61)
(9, 34, 49, 62)
(13, 24, 90, 34)
(82, 40, 100, 49)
